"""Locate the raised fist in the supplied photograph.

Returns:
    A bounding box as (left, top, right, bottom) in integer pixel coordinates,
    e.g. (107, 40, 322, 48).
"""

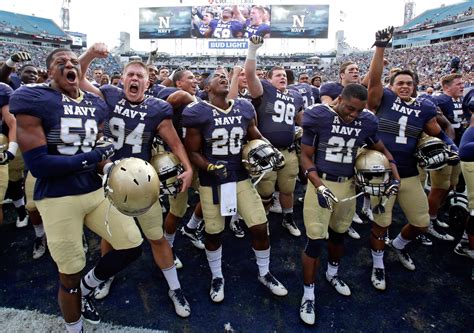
(373, 26, 394, 48)
(11, 51, 31, 63)
(248, 35, 264, 50)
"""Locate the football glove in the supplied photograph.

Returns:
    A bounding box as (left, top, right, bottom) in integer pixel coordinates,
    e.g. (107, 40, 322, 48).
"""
(0, 151, 14, 165)
(372, 26, 394, 48)
(446, 148, 460, 166)
(316, 185, 338, 212)
(6, 52, 31, 67)
(384, 179, 400, 197)
(93, 137, 115, 161)
(207, 161, 227, 180)
(248, 35, 264, 50)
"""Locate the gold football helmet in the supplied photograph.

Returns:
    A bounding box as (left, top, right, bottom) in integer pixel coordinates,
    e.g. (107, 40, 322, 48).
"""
(0, 134, 8, 153)
(242, 139, 284, 177)
(150, 151, 183, 197)
(354, 149, 392, 196)
(105, 157, 160, 216)
(415, 134, 448, 171)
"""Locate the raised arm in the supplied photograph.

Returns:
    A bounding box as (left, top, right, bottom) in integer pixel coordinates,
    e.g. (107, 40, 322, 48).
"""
(78, 43, 109, 98)
(244, 36, 264, 98)
(228, 65, 243, 99)
(0, 52, 31, 84)
(367, 27, 394, 112)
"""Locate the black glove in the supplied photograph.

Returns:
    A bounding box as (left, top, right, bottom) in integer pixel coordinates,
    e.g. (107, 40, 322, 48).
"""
(316, 185, 338, 212)
(384, 179, 400, 197)
(207, 161, 227, 180)
(11, 51, 31, 63)
(93, 137, 115, 161)
(446, 148, 460, 166)
(372, 26, 394, 48)
(152, 135, 165, 153)
(0, 151, 14, 165)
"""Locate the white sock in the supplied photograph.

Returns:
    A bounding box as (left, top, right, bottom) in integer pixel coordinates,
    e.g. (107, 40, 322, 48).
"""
(65, 318, 83, 333)
(206, 247, 223, 279)
(253, 247, 270, 277)
(162, 265, 180, 291)
(80, 268, 103, 296)
(186, 212, 202, 229)
(164, 232, 176, 248)
(371, 249, 385, 269)
(327, 262, 338, 277)
(392, 233, 411, 250)
(303, 283, 315, 301)
(13, 198, 25, 208)
(33, 223, 45, 238)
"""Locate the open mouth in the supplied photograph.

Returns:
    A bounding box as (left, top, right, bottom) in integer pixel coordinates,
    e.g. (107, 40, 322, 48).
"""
(66, 71, 76, 82)
(130, 83, 139, 93)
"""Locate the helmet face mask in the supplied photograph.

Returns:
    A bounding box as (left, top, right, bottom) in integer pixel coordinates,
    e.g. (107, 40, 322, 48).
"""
(415, 135, 448, 171)
(354, 149, 392, 196)
(150, 151, 183, 197)
(242, 139, 277, 177)
(106, 158, 160, 216)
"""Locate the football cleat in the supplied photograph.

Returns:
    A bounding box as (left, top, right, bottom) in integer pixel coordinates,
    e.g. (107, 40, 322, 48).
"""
(181, 225, 205, 250)
(371, 267, 386, 291)
(433, 218, 449, 229)
(210, 277, 225, 303)
(173, 251, 183, 269)
(229, 217, 245, 238)
(427, 223, 454, 241)
(258, 272, 288, 296)
(453, 241, 474, 259)
(352, 213, 364, 224)
(389, 240, 415, 271)
(168, 288, 191, 318)
(16, 216, 28, 228)
(300, 297, 316, 325)
(81, 295, 100, 324)
(347, 226, 361, 240)
(32, 235, 47, 260)
(415, 233, 433, 246)
(325, 272, 351, 296)
(94, 277, 115, 300)
(282, 214, 301, 237)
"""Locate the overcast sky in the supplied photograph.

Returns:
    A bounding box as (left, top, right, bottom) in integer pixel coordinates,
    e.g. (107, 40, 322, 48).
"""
(2, 0, 465, 53)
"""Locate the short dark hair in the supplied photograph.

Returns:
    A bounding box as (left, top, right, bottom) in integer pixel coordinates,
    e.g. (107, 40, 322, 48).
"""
(46, 48, 73, 69)
(267, 66, 285, 79)
(285, 69, 295, 83)
(389, 69, 414, 86)
(172, 69, 190, 86)
(341, 83, 367, 101)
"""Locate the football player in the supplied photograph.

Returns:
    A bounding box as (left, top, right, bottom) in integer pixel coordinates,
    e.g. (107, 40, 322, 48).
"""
(205, 7, 244, 38)
(0, 82, 17, 226)
(244, 36, 304, 237)
(320, 61, 363, 105)
(299, 83, 399, 325)
(455, 89, 474, 258)
(234, 5, 271, 38)
(367, 27, 459, 287)
(427, 74, 465, 239)
(10, 48, 143, 333)
(79, 43, 193, 318)
(182, 71, 288, 303)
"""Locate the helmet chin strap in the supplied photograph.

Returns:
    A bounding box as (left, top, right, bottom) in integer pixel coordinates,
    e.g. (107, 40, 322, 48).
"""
(251, 170, 267, 187)
(105, 201, 113, 237)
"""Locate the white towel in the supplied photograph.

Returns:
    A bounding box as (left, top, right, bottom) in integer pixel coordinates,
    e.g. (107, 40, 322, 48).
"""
(220, 182, 237, 216)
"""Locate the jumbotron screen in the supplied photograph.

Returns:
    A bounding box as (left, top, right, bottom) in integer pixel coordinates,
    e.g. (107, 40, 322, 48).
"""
(139, 4, 329, 39)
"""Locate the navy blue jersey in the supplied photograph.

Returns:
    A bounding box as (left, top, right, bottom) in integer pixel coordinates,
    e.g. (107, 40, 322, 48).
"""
(433, 93, 464, 130)
(9, 84, 108, 199)
(244, 23, 270, 38)
(302, 104, 379, 177)
(182, 98, 255, 186)
(319, 82, 343, 101)
(254, 80, 304, 148)
(459, 126, 474, 162)
(376, 88, 437, 178)
(210, 19, 243, 38)
(8, 74, 22, 90)
(197, 90, 208, 101)
(462, 89, 474, 114)
(238, 89, 252, 101)
(145, 83, 166, 99)
(289, 83, 314, 108)
(0, 83, 13, 135)
(100, 85, 173, 162)
(311, 86, 321, 104)
(157, 87, 179, 100)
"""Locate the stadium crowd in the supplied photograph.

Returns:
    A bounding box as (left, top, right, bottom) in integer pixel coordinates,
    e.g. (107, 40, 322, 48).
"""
(0, 18, 473, 333)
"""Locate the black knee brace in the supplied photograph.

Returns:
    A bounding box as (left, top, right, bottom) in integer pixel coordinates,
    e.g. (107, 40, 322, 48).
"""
(304, 238, 325, 259)
(7, 180, 24, 201)
(328, 227, 345, 245)
(94, 245, 142, 280)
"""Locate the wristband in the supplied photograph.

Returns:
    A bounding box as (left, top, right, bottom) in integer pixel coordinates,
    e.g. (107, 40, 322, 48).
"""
(5, 58, 16, 68)
(304, 167, 317, 178)
(247, 48, 257, 61)
(7, 141, 18, 156)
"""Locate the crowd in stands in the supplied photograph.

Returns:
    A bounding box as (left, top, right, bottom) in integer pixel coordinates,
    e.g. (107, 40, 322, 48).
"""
(0, 37, 471, 92)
